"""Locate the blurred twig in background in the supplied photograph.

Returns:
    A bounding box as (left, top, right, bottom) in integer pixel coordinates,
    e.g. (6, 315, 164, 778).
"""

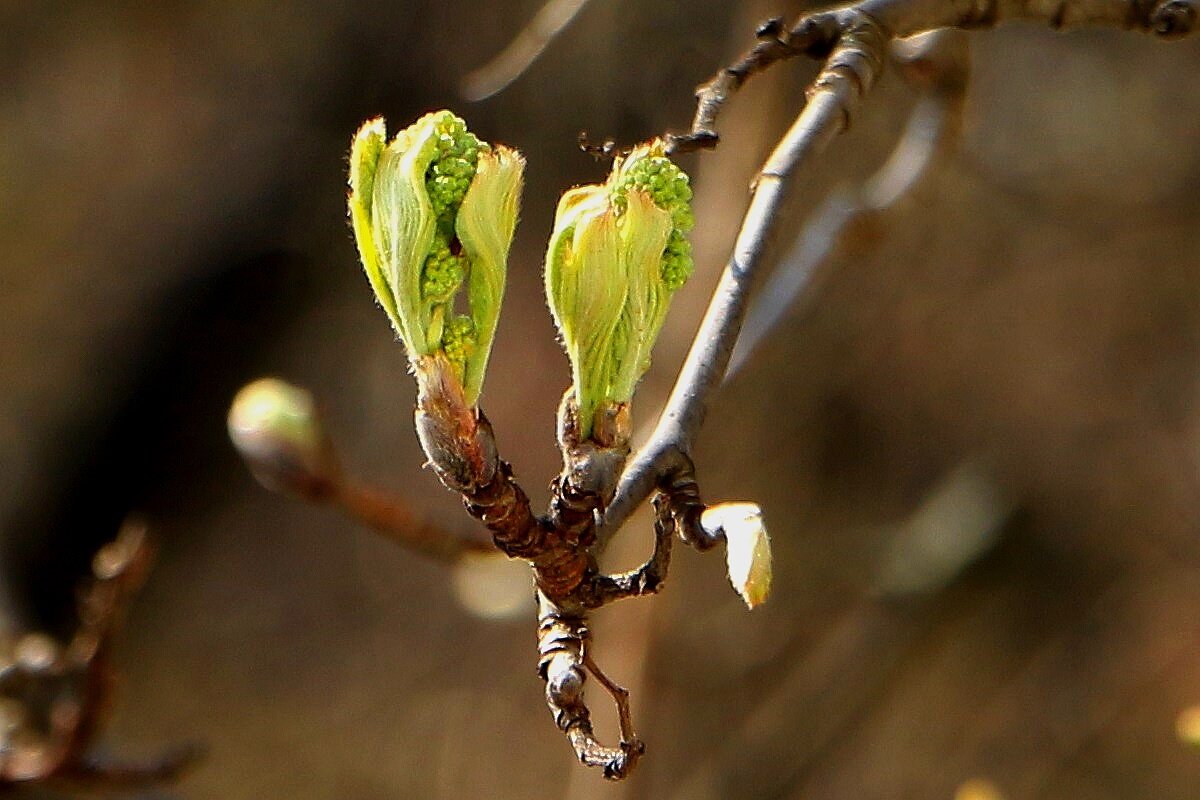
(461, 0, 596, 101)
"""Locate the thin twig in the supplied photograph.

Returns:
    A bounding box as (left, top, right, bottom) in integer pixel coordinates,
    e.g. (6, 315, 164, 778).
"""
(666, 14, 844, 154)
(668, 0, 1196, 153)
(856, 0, 1198, 39)
(584, 491, 675, 605)
(1, 522, 200, 788)
(461, 0, 595, 101)
(601, 13, 889, 540)
(582, 651, 639, 747)
(604, 0, 1197, 540)
(728, 30, 968, 378)
(331, 481, 494, 562)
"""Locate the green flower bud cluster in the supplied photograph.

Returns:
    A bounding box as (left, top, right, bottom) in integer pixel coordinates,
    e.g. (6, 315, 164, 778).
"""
(349, 110, 524, 406)
(440, 315, 476, 375)
(421, 237, 467, 304)
(544, 139, 695, 438)
(426, 115, 481, 222)
(609, 149, 695, 290)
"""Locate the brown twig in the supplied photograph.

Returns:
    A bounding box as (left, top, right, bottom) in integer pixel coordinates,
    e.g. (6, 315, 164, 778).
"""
(0, 521, 200, 789)
(665, 13, 845, 155)
(537, 596, 645, 780)
(331, 482, 494, 562)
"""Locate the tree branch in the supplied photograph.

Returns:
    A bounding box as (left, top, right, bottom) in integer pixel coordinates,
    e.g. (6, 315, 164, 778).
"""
(602, 0, 1196, 540)
(728, 29, 968, 378)
(601, 12, 889, 539)
(668, 0, 1196, 154)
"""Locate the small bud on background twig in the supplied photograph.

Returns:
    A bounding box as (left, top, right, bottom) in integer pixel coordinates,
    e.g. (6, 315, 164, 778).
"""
(227, 378, 337, 499)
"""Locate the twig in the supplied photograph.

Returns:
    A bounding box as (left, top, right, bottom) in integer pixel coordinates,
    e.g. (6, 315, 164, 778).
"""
(604, 0, 1197, 540)
(537, 596, 645, 780)
(582, 650, 638, 748)
(727, 30, 968, 378)
(665, 14, 845, 155)
(1, 521, 200, 788)
(601, 12, 890, 540)
(586, 492, 675, 603)
(460, 0, 595, 101)
(857, 0, 1198, 39)
(331, 482, 494, 562)
(668, 0, 1196, 153)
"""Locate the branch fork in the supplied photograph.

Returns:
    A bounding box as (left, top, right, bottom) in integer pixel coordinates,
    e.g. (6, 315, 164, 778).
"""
(232, 0, 1197, 779)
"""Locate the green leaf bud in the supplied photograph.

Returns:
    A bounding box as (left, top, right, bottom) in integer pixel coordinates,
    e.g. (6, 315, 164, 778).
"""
(544, 186, 628, 436)
(543, 139, 695, 439)
(348, 111, 523, 406)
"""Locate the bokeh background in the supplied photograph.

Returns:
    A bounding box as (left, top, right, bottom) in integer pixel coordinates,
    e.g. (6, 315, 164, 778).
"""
(2, 1, 1200, 797)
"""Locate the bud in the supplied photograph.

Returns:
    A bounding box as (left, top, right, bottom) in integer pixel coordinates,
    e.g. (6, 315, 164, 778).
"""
(701, 502, 772, 609)
(544, 139, 694, 439)
(228, 378, 337, 498)
(348, 111, 524, 406)
(545, 187, 627, 437)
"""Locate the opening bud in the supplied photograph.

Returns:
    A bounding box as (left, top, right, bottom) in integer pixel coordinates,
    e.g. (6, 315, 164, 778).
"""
(701, 502, 772, 609)
(544, 139, 695, 439)
(348, 110, 524, 407)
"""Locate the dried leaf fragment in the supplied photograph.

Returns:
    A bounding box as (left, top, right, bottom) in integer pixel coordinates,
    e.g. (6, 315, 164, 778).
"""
(701, 502, 772, 608)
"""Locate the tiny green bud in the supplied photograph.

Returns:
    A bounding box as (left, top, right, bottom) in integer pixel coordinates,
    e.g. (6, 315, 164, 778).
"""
(228, 378, 337, 498)
(348, 111, 524, 406)
(701, 502, 772, 609)
(543, 139, 694, 439)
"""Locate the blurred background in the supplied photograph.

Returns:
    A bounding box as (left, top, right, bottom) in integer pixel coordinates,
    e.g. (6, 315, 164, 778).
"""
(2, 1, 1200, 797)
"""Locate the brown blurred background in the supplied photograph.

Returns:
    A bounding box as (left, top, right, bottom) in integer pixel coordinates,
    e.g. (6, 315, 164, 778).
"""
(2, 1, 1200, 798)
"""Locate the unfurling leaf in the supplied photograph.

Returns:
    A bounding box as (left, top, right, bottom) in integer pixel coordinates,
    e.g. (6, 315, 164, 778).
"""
(543, 138, 694, 439)
(348, 110, 524, 406)
(701, 502, 772, 609)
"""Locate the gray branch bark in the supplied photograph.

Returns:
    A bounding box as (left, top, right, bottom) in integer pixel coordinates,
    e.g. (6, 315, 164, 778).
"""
(600, 0, 1197, 539)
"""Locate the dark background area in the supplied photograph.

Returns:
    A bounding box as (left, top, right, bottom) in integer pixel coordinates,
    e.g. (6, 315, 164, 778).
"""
(2, 1, 1200, 797)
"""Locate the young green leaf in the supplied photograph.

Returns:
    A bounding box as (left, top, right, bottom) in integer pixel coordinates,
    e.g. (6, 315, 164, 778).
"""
(348, 111, 524, 406)
(543, 139, 694, 439)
